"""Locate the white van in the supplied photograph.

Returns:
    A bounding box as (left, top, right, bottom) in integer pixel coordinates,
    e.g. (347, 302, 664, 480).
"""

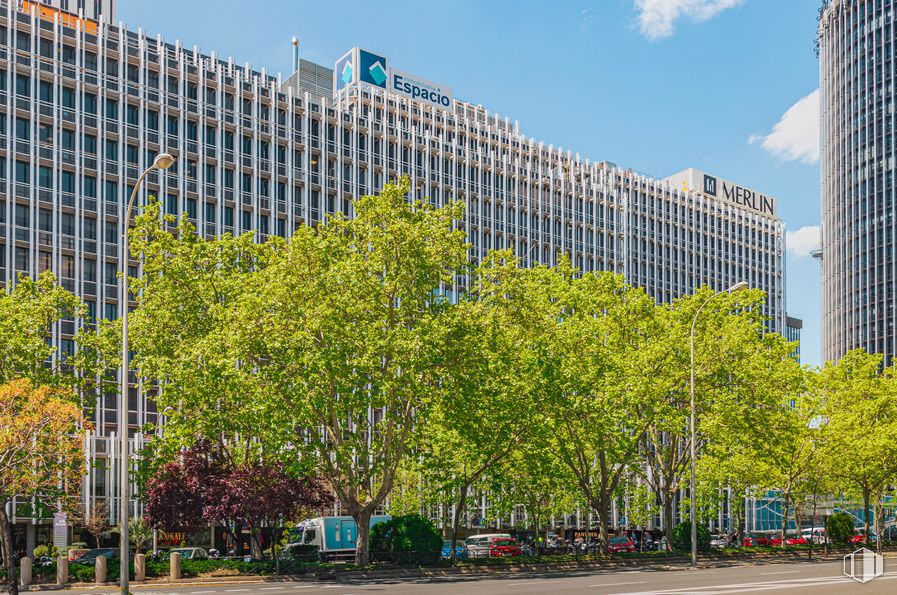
(464, 533, 515, 558)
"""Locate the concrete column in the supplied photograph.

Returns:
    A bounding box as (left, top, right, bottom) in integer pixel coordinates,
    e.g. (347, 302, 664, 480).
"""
(19, 557, 32, 587)
(170, 551, 181, 580)
(56, 555, 68, 585)
(134, 553, 145, 581)
(95, 555, 107, 583)
(25, 522, 36, 557)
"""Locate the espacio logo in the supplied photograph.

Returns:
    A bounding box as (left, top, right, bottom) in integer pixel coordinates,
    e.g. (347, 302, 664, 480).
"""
(358, 49, 387, 88)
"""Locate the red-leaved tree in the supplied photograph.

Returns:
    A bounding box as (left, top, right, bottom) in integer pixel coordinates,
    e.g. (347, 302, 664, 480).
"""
(145, 441, 330, 559)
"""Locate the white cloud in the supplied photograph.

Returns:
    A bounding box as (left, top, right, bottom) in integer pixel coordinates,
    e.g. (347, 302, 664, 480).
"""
(749, 89, 820, 164)
(786, 225, 821, 258)
(580, 8, 597, 32)
(634, 0, 742, 40)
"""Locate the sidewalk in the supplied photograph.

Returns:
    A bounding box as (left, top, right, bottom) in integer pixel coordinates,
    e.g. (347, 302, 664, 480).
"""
(20, 549, 897, 591)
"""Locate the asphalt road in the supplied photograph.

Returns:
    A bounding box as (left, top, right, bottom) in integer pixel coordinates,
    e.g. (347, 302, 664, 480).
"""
(27, 560, 897, 595)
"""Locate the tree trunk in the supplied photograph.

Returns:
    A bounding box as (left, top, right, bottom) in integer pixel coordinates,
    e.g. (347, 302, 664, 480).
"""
(875, 501, 883, 555)
(353, 507, 374, 566)
(249, 527, 263, 561)
(780, 495, 790, 549)
(595, 493, 611, 551)
(450, 484, 469, 563)
(533, 511, 541, 559)
(662, 491, 674, 550)
(863, 488, 871, 540)
(0, 504, 20, 595)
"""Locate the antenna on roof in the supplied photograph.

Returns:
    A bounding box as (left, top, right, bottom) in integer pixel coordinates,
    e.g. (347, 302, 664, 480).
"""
(291, 37, 300, 73)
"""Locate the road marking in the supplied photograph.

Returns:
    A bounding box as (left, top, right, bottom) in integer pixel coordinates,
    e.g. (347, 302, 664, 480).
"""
(759, 570, 801, 575)
(589, 581, 645, 587)
(259, 588, 287, 591)
(226, 590, 252, 593)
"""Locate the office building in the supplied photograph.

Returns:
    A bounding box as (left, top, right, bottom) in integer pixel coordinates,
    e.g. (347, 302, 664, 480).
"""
(1, 0, 789, 549)
(819, 0, 897, 364)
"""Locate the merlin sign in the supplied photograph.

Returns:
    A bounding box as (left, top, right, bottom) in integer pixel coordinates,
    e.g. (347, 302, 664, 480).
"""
(664, 168, 777, 217)
(334, 47, 454, 112)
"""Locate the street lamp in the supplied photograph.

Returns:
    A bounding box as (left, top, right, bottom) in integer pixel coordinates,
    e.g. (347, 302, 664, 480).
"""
(119, 153, 174, 594)
(689, 280, 748, 566)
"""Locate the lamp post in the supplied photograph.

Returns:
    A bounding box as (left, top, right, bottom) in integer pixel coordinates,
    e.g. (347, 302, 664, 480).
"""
(689, 280, 748, 566)
(119, 153, 174, 594)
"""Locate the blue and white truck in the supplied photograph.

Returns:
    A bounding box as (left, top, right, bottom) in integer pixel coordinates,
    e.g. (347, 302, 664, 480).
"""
(289, 515, 391, 560)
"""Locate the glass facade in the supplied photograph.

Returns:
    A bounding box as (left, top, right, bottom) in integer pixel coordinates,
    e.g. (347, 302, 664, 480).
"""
(819, 0, 897, 365)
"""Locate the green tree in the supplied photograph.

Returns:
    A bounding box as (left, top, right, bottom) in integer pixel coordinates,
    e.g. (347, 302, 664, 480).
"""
(627, 480, 660, 551)
(639, 287, 800, 548)
(422, 250, 553, 560)
(240, 179, 468, 565)
(816, 349, 897, 552)
(545, 264, 660, 549)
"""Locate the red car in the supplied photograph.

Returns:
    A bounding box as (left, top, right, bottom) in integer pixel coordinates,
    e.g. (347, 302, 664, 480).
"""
(768, 535, 807, 546)
(608, 536, 636, 553)
(489, 537, 522, 557)
(850, 532, 874, 544)
(742, 533, 774, 547)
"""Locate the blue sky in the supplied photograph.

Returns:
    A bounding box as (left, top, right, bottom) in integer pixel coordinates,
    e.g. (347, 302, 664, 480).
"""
(119, 0, 823, 365)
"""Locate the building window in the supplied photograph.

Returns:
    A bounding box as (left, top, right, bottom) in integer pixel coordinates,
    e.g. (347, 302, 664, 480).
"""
(105, 98, 118, 119)
(224, 206, 234, 227)
(38, 166, 52, 189)
(84, 175, 97, 198)
(15, 204, 30, 227)
(15, 160, 29, 184)
(126, 104, 139, 126)
(61, 213, 75, 235)
(61, 87, 75, 109)
(61, 171, 75, 193)
(61, 129, 75, 150)
(105, 140, 118, 160)
(104, 181, 118, 203)
(241, 211, 251, 229)
(15, 118, 29, 140)
(84, 93, 97, 115)
(39, 208, 52, 231)
(15, 247, 29, 271)
(126, 145, 139, 165)
(15, 74, 30, 97)
(39, 80, 53, 102)
(84, 134, 97, 154)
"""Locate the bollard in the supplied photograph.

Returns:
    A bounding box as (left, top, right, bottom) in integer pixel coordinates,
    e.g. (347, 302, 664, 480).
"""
(134, 553, 146, 581)
(56, 555, 68, 585)
(95, 554, 107, 584)
(19, 556, 32, 587)
(170, 551, 181, 580)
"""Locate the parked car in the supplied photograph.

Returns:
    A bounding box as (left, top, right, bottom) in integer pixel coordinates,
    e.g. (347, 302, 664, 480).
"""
(851, 531, 876, 544)
(170, 547, 209, 560)
(464, 534, 521, 558)
(769, 534, 807, 546)
(488, 537, 522, 557)
(71, 548, 119, 565)
(607, 536, 636, 553)
(710, 534, 729, 549)
(441, 540, 469, 560)
(801, 528, 828, 544)
(742, 533, 774, 547)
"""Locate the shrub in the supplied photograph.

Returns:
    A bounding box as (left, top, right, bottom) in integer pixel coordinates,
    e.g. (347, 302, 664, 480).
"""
(827, 512, 855, 544)
(370, 514, 442, 565)
(672, 521, 711, 552)
(32, 544, 55, 559)
(282, 543, 319, 562)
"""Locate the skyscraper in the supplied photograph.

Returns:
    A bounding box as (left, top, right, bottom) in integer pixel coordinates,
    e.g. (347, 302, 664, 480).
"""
(819, 0, 897, 364)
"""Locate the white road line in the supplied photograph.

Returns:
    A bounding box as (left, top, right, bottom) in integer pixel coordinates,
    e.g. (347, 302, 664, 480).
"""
(225, 590, 252, 593)
(259, 588, 287, 591)
(589, 581, 646, 587)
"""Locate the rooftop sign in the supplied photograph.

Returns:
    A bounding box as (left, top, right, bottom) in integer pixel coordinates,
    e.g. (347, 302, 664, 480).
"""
(335, 47, 453, 112)
(664, 168, 777, 217)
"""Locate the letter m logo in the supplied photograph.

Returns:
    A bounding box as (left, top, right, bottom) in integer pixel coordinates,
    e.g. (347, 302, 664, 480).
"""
(703, 174, 717, 196)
